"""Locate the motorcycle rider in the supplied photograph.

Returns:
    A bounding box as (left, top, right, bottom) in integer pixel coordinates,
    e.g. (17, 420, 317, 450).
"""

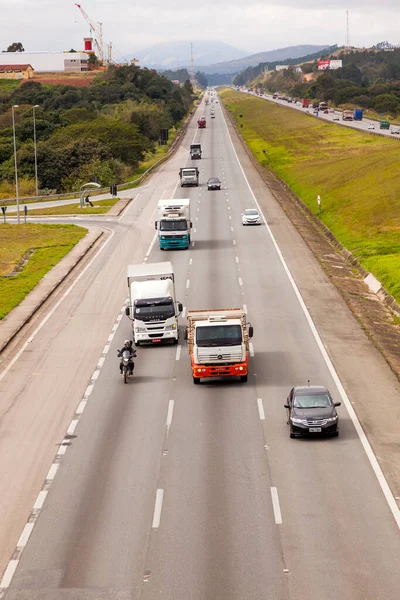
(117, 340, 136, 375)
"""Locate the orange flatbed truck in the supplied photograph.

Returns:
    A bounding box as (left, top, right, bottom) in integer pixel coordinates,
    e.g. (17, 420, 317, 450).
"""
(186, 309, 253, 384)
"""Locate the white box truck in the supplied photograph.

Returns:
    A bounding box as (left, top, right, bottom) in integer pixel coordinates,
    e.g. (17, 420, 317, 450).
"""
(155, 199, 192, 250)
(179, 167, 199, 187)
(125, 262, 183, 346)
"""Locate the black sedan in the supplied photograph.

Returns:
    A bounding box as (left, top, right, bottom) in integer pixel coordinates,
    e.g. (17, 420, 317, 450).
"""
(284, 385, 340, 438)
(207, 177, 221, 190)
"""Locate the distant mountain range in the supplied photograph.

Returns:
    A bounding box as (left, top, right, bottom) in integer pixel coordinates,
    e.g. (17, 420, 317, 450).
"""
(201, 45, 331, 74)
(129, 41, 247, 70)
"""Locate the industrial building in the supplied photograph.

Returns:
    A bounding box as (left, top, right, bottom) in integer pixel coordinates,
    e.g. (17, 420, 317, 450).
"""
(0, 51, 89, 73)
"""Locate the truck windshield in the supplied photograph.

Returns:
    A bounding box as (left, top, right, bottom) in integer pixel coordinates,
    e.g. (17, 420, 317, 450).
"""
(160, 220, 187, 231)
(134, 301, 175, 320)
(196, 324, 242, 347)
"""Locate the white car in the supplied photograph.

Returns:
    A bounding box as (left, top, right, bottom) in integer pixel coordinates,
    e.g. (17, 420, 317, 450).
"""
(367, 123, 375, 130)
(242, 208, 262, 225)
(333, 115, 340, 121)
(391, 128, 400, 135)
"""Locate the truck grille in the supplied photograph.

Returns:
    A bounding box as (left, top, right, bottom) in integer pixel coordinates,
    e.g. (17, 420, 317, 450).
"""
(198, 351, 242, 363)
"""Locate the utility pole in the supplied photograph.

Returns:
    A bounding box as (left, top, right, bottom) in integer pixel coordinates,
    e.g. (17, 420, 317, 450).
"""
(346, 10, 350, 50)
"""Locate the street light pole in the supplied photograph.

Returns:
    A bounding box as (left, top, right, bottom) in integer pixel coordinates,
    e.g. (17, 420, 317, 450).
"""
(33, 104, 39, 197)
(12, 104, 20, 224)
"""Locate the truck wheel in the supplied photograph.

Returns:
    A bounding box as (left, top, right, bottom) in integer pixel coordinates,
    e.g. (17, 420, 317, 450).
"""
(134, 341, 141, 347)
(240, 375, 248, 382)
(173, 338, 178, 345)
(193, 377, 200, 384)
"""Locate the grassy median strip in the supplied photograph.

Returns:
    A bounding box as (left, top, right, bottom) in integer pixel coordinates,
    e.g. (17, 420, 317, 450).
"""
(0, 223, 86, 319)
(220, 89, 400, 303)
(25, 198, 119, 216)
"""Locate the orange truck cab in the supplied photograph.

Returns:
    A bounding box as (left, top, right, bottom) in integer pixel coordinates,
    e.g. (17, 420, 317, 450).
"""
(186, 309, 253, 384)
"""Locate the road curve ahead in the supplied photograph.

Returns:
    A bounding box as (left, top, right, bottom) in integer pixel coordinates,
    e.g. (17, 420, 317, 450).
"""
(2, 95, 400, 600)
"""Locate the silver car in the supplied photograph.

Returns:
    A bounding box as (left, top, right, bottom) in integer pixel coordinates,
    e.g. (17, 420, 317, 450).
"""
(242, 208, 261, 225)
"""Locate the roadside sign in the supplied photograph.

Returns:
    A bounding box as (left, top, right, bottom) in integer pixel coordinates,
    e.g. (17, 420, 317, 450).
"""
(1, 205, 7, 224)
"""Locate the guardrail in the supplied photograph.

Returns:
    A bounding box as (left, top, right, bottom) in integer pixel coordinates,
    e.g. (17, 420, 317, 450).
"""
(2, 109, 195, 206)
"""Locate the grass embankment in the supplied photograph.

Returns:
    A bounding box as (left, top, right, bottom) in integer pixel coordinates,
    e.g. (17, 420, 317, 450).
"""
(0, 223, 86, 319)
(26, 197, 118, 216)
(220, 89, 400, 303)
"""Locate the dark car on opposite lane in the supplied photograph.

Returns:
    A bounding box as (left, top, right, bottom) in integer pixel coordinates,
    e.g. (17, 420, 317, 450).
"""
(284, 385, 340, 438)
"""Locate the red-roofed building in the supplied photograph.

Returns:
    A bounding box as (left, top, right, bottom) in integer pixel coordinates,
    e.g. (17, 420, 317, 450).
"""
(0, 64, 34, 80)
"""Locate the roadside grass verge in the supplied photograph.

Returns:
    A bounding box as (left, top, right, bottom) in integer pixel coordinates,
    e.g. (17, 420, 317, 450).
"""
(220, 89, 400, 303)
(0, 223, 86, 319)
(25, 197, 119, 216)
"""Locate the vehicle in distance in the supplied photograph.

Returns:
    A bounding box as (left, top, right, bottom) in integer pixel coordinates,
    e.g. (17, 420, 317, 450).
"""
(391, 127, 400, 135)
(190, 143, 202, 159)
(242, 208, 261, 225)
(333, 114, 340, 121)
(284, 385, 341, 438)
(380, 119, 390, 129)
(342, 110, 353, 121)
(367, 123, 375, 130)
(155, 199, 191, 250)
(353, 108, 363, 120)
(207, 177, 221, 190)
(198, 117, 206, 128)
(179, 167, 199, 187)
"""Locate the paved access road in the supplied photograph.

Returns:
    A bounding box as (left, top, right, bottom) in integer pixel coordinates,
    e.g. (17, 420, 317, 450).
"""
(1, 94, 400, 600)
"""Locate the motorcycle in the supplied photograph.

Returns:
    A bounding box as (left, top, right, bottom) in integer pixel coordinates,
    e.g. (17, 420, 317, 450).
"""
(119, 349, 137, 383)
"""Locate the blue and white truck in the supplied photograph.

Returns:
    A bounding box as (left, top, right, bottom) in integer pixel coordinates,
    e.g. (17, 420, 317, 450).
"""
(155, 199, 192, 250)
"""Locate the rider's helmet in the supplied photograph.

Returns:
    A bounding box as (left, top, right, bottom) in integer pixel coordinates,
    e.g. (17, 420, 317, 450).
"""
(124, 339, 131, 347)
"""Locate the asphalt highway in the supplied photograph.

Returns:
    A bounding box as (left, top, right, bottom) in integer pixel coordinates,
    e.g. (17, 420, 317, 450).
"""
(244, 90, 400, 138)
(1, 94, 400, 600)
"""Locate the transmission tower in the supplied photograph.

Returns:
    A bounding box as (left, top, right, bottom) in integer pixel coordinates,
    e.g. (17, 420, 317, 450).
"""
(345, 9, 350, 50)
(190, 42, 195, 87)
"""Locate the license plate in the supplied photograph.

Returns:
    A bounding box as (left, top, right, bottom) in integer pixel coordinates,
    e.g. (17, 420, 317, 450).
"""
(309, 427, 322, 433)
(152, 338, 161, 343)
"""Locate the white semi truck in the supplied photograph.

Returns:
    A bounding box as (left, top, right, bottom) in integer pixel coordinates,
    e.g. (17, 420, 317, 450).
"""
(155, 199, 192, 250)
(186, 308, 253, 384)
(125, 262, 183, 346)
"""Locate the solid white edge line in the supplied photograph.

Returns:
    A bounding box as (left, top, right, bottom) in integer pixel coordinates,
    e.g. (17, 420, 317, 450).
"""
(17, 522, 35, 548)
(0, 227, 115, 383)
(222, 99, 400, 529)
(0, 560, 19, 589)
(271, 487, 282, 524)
(152, 488, 164, 528)
(166, 399, 174, 428)
(257, 398, 265, 420)
(175, 345, 181, 361)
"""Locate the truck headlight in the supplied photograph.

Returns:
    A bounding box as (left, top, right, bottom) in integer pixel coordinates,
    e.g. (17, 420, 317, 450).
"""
(165, 324, 177, 330)
(135, 327, 146, 332)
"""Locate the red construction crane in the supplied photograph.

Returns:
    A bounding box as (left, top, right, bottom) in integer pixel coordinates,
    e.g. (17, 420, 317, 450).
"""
(75, 3, 104, 62)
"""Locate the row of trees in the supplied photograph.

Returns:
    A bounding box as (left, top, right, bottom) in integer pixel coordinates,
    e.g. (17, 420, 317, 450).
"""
(0, 65, 194, 193)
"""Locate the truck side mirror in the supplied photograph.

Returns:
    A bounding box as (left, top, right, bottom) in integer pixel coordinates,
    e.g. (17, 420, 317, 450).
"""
(284, 404, 290, 409)
(248, 325, 254, 338)
(184, 328, 188, 341)
(154, 221, 157, 229)
(178, 302, 183, 313)
(190, 221, 193, 228)
(125, 306, 130, 316)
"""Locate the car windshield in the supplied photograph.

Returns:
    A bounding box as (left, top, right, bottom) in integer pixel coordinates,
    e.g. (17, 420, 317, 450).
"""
(294, 393, 332, 408)
(245, 209, 259, 216)
(196, 324, 242, 347)
(209, 179, 219, 184)
(160, 220, 187, 231)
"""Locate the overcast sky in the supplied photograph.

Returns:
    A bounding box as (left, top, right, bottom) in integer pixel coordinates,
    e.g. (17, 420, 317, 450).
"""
(2, 0, 400, 59)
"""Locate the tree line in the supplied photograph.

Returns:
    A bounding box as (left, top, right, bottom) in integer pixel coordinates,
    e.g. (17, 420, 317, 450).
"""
(0, 65, 193, 194)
